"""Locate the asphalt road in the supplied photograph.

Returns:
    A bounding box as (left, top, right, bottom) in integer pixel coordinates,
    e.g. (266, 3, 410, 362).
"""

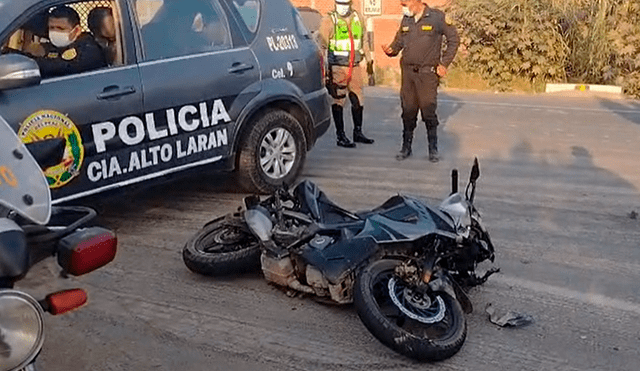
(21, 87, 640, 371)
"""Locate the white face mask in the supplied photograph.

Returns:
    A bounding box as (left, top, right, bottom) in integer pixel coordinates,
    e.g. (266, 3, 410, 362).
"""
(402, 6, 413, 17)
(49, 30, 73, 48)
(336, 4, 351, 17)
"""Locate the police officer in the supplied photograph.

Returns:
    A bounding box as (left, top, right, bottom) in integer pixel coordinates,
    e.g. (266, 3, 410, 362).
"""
(35, 6, 107, 78)
(383, 0, 459, 162)
(321, 0, 374, 148)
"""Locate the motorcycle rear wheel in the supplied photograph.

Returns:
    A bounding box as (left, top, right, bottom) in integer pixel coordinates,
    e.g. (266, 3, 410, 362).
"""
(182, 215, 261, 276)
(354, 258, 467, 361)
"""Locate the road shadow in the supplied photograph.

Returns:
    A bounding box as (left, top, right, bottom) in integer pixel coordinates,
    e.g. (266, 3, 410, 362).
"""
(597, 97, 640, 125)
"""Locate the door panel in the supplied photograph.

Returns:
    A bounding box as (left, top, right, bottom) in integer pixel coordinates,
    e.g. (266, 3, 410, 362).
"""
(132, 0, 260, 175)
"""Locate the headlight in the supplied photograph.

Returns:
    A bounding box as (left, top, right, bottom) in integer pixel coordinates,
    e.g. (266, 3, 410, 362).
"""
(0, 290, 45, 371)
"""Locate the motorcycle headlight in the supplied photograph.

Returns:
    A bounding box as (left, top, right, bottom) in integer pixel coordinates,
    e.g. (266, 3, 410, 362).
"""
(0, 290, 45, 371)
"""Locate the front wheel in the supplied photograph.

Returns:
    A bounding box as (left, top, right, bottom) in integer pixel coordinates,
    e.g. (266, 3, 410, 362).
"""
(182, 215, 261, 276)
(237, 110, 307, 193)
(353, 258, 467, 361)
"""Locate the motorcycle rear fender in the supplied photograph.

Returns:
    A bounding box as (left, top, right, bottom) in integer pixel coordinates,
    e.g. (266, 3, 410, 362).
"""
(0, 218, 29, 279)
(428, 271, 473, 314)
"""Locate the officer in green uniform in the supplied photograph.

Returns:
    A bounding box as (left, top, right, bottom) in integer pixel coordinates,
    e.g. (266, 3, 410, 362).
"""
(321, 0, 374, 148)
(383, 0, 459, 162)
(36, 6, 107, 78)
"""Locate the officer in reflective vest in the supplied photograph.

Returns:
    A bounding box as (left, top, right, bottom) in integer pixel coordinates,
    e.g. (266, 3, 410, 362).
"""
(321, 0, 374, 148)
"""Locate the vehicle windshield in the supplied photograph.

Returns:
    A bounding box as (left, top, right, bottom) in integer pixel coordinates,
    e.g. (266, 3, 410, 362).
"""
(0, 115, 51, 224)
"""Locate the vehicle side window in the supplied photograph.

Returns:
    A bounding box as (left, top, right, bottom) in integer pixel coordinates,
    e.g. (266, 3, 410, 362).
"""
(230, 0, 260, 34)
(135, 0, 232, 61)
(0, 1, 124, 78)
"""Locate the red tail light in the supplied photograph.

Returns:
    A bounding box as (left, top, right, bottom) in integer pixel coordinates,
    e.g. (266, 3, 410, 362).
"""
(45, 288, 87, 315)
(57, 227, 117, 276)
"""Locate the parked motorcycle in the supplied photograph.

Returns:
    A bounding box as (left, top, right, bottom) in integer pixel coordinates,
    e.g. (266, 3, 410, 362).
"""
(183, 158, 498, 361)
(0, 116, 117, 371)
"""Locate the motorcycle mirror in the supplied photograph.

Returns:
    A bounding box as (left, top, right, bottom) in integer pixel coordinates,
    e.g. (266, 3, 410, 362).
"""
(470, 157, 480, 183)
(451, 169, 458, 194)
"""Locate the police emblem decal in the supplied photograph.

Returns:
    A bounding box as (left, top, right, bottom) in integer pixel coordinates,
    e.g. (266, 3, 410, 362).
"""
(18, 110, 84, 188)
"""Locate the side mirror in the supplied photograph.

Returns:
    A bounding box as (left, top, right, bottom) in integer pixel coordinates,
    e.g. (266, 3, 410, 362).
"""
(0, 54, 41, 91)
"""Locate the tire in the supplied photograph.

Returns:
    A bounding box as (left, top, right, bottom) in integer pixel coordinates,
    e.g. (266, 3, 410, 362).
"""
(182, 215, 261, 276)
(238, 110, 307, 193)
(353, 258, 467, 362)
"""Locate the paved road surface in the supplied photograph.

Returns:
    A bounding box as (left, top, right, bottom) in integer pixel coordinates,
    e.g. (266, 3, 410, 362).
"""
(22, 87, 640, 370)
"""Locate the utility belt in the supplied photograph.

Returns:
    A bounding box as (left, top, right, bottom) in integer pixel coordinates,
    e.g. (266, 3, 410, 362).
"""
(328, 50, 363, 67)
(405, 64, 436, 73)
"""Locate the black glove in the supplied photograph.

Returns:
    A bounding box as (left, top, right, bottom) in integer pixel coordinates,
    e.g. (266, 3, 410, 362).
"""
(366, 61, 374, 75)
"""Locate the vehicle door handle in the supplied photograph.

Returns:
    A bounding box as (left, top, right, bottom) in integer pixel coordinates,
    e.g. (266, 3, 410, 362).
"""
(97, 86, 137, 100)
(228, 63, 254, 74)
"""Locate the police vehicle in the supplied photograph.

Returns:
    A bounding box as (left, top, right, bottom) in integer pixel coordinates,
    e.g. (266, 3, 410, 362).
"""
(0, 0, 330, 204)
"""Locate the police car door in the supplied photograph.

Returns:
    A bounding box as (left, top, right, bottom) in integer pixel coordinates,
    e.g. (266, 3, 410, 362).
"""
(132, 0, 260, 178)
(0, 0, 144, 204)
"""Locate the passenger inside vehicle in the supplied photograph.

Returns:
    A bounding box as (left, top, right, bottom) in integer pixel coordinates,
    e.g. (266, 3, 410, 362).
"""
(1, 4, 107, 78)
(88, 7, 118, 65)
(139, 0, 230, 61)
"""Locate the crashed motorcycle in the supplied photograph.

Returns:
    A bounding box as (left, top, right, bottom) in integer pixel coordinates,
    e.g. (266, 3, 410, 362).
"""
(183, 158, 498, 361)
(0, 116, 117, 371)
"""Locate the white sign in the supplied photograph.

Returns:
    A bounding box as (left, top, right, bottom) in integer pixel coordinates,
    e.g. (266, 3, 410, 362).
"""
(364, 0, 381, 15)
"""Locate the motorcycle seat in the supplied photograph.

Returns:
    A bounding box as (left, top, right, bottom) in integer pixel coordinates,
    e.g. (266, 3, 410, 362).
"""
(293, 180, 360, 224)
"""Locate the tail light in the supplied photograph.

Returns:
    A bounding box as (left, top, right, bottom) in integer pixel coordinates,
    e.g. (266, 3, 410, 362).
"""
(44, 288, 87, 315)
(57, 227, 117, 276)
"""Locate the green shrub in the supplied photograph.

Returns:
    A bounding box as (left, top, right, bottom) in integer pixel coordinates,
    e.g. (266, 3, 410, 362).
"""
(446, 0, 640, 97)
(448, 0, 567, 92)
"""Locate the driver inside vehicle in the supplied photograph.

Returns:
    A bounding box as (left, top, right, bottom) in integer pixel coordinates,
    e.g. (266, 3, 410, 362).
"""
(2, 5, 107, 78)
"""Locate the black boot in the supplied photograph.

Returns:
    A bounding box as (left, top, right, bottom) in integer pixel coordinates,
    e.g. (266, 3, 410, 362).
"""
(396, 130, 413, 161)
(332, 104, 355, 148)
(427, 126, 439, 163)
(352, 105, 374, 144)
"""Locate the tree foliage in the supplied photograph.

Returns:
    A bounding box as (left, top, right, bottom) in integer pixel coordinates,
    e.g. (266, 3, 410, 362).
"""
(447, 0, 640, 97)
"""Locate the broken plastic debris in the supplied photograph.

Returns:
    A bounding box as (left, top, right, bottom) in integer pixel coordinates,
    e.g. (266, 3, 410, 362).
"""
(486, 304, 534, 327)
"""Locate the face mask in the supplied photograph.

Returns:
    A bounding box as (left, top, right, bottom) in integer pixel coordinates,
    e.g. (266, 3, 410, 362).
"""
(49, 30, 73, 48)
(336, 4, 351, 17)
(402, 6, 413, 17)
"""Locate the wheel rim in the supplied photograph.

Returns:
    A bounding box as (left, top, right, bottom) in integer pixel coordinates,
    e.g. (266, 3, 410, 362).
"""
(388, 277, 446, 324)
(196, 225, 258, 254)
(259, 127, 296, 179)
(370, 266, 458, 340)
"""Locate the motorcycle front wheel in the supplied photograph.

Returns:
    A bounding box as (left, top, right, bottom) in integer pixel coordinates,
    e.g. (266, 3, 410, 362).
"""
(353, 258, 467, 361)
(182, 215, 261, 276)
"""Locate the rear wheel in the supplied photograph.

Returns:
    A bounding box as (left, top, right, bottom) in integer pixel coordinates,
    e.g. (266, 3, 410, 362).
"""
(238, 110, 307, 193)
(354, 258, 467, 361)
(182, 215, 261, 276)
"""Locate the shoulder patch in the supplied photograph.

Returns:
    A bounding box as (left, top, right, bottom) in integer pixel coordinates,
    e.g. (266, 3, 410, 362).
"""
(402, 26, 409, 32)
(62, 48, 77, 61)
